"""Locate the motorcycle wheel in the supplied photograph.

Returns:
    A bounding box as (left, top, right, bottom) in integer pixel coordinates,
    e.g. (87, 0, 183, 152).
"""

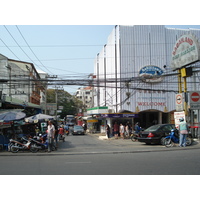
(186, 137, 192, 146)
(131, 135, 137, 142)
(30, 144, 39, 153)
(164, 138, 173, 148)
(11, 146, 19, 153)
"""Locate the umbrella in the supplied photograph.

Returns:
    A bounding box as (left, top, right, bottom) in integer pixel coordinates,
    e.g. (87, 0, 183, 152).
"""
(0, 110, 26, 122)
(25, 113, 55, 123)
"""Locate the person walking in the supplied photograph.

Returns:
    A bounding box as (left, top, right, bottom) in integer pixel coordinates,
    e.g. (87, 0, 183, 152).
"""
(106, 124, 111, 138)
(113, 121, 119, 139)
(47, 120, 55, 152)
(119, 123, 125, 139)
(124, 123, 130, 138)
(178, 117, 189, 147)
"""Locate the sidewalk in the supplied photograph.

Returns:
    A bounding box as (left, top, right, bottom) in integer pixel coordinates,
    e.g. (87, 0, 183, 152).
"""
(1, 133, 200, 156)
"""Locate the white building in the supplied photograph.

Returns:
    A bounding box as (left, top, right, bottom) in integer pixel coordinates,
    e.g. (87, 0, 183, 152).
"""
(94, 25, 200, 128)
(75, 86, 94, 109)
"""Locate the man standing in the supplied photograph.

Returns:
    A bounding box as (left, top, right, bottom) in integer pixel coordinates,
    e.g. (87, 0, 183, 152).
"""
(47, 120, 55, 152)
(178, 117, 188, 147)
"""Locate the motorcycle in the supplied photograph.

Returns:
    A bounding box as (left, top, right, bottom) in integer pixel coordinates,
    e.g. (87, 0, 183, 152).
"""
(29, 134, 57, 153)
(58, 133, 65, 142)
(9, 137, 34, 153)
(164, 129, 192, 148)
(130, 131, 141, 142)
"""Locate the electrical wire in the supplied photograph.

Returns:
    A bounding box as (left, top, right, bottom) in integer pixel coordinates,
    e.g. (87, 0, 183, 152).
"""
(15, 25, 53, 75)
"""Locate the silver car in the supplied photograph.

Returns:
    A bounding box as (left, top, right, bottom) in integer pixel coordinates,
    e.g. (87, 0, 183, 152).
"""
(72, 125, 85, 135)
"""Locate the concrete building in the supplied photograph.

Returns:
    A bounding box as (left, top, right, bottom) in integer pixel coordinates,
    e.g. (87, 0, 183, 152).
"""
(0, 54, 45, 114)
(94, 25, 200, 129)
(75, 86, 94, 110)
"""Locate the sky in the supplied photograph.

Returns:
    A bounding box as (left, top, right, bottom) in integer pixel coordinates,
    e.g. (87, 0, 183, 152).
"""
(1, 25, 200, 94)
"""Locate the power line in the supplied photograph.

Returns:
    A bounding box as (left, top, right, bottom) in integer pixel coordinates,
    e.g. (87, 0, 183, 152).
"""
(15, 25, 53, 75)
(3, 25, 52, 74)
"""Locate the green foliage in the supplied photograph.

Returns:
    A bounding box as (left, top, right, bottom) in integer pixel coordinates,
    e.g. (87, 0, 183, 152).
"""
(46, 89, 83, 118)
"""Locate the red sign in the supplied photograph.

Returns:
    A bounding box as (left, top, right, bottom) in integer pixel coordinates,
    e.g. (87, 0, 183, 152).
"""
(191, 92, 200, 102)
(176, 94, 182, 104)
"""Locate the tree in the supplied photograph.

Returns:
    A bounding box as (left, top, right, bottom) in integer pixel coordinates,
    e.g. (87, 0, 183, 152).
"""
(46, 89, 83, 119)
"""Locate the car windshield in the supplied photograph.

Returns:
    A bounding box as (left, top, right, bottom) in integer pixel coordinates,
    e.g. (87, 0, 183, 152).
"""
(144, 124, 161, 131)
(74, 126, 83, 130)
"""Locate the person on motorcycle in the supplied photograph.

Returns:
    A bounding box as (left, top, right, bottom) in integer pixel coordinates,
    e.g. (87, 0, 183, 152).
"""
(134, 122, 141, 134)
(178, 117, 189, 147)
(58, 125, 65, 141)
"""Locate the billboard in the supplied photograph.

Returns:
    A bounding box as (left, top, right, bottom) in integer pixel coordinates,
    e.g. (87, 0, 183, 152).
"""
(171, 34, 200, 70)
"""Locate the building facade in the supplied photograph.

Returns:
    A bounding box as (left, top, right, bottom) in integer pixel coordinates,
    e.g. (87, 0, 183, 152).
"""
(0, 54, 45, 114)
(75, 86, 94, 110)
(94, 25, 200, 128)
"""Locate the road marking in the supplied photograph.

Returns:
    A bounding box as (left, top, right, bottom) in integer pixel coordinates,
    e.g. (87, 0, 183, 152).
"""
(65, 161, 91, 164)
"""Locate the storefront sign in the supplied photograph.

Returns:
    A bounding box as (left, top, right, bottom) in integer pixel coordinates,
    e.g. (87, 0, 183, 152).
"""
(139, 65, 164, 82)
(171, 34, 200, 70)
(101, 114, 138, 118)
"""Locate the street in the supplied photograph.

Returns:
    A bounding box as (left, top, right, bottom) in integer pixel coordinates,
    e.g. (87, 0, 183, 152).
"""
(1, 134, 200, 175)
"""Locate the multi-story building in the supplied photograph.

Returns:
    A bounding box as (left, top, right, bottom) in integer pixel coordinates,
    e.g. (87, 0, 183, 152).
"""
(0, 54, 45, 114)
(94, 25, 200, 128)
(75, 86, 94, 110)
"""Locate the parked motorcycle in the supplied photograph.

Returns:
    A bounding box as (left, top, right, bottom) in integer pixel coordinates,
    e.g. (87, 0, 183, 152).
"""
(164, 129, 192, 148)
(130, 131, 141, 142)
(29, 134, 57, 153)
(9, 137, 34, 153)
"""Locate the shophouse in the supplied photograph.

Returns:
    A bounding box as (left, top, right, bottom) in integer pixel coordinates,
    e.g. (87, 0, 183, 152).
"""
(93, 25, 200, 129)
(0, 54, 45, 115)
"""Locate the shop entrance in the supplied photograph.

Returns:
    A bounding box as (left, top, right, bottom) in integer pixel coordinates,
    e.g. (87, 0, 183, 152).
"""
(138, 111, 169, 129)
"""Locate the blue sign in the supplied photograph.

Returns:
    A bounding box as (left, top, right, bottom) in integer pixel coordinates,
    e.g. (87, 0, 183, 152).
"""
(139, 65, 164, 82)
(101, 114, 138, 118)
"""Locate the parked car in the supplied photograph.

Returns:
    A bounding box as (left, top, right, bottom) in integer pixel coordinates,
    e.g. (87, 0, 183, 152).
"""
(72, 125, 85, 135)
(138, 124, 176, 145)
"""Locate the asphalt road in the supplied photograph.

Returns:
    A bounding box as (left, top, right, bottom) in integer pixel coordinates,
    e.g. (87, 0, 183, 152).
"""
(1, 148, 200, 175)
(1, 134, 200, 175)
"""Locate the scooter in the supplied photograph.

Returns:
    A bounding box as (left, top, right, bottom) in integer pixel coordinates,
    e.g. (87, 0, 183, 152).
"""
(130, 131, 141, 142)
(164, 129, 192, 148)
(58, 134, 65, 142)
(9, 137, 34, 153)
(29, 134, 57, 153)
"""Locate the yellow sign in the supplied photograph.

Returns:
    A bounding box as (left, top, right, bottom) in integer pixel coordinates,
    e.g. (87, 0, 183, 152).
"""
(87, 119, 98, 123)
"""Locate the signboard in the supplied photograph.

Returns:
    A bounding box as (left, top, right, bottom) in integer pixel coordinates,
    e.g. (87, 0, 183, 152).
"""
(101, 113, 138, 118)
(189, 91, 200, 109)
(174, 111, 186, 128)
(175, 93, 184, 111)
(171, 34, 200, 70)
(139, 65, 164, 82)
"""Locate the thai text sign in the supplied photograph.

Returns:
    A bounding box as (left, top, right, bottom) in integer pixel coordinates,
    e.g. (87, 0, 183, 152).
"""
(171, 34, 200, 70)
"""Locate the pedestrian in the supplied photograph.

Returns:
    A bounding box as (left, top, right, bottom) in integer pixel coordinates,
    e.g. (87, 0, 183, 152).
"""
(119, 123, 125, 139)
(106, 124, 111, 138)
(82, 122, 87, 133)
(178, 117, 189, 147)
(124, 123, 129, 138)
(47, 120, 55, 152)
(113, 121, 119, 139)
